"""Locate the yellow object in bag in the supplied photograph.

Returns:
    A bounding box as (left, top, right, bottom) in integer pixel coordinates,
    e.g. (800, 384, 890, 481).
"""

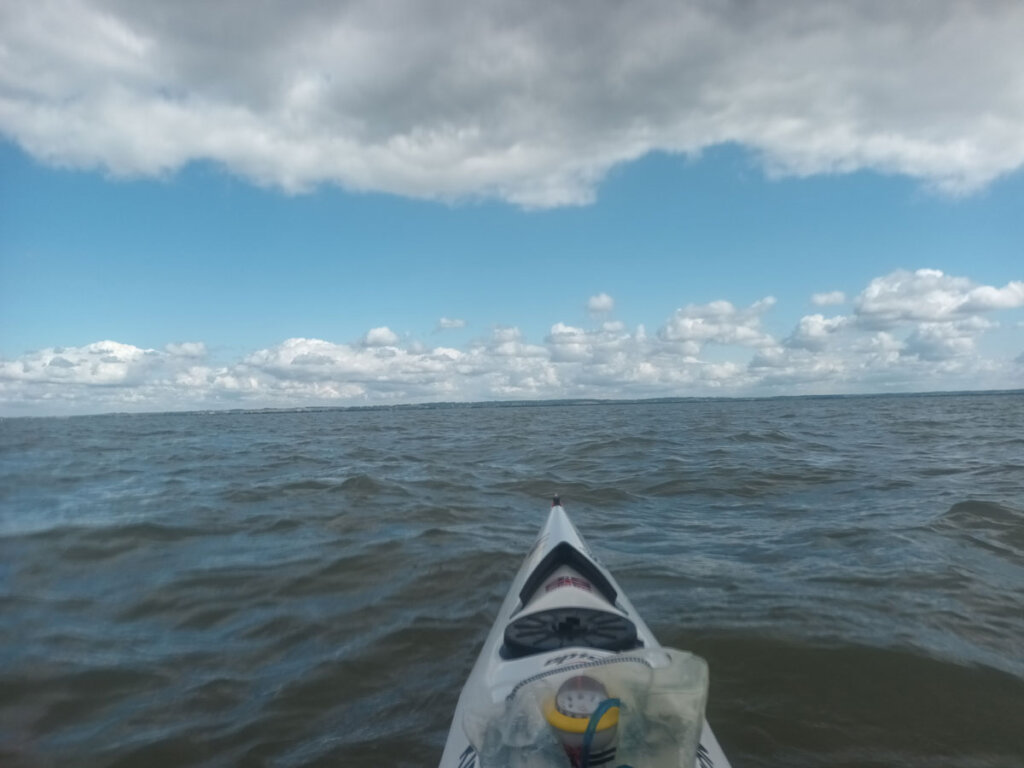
(463, 648, 709, 768)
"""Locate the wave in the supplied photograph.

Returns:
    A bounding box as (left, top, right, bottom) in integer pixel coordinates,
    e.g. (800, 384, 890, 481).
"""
(661, 630, 1024, 768)
(935, 499, 1024, 554)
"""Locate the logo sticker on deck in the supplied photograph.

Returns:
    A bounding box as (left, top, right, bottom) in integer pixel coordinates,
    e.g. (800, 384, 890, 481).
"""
(544, 575, 592, 592)
(458, 744, 476, 768)
(544, 651, 603, 666)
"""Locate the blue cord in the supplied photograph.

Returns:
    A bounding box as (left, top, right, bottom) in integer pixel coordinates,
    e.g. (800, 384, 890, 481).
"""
(580, 697, 620, 768)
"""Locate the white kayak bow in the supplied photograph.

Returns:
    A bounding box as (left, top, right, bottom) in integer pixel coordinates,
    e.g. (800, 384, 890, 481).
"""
(438, 498, 731, 768)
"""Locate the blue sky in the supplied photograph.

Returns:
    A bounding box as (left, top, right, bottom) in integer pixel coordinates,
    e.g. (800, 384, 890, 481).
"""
(1, 1, 1023, 415)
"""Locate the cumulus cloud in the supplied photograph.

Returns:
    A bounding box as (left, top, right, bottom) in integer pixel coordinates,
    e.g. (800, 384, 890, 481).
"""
(0, 341, 217, 411)
(785, 314, 849, 351)
(901, 318, 993, 362)
(165, 341, 207, 358)
(587, 293, 615, 314)
(362, 326, 399, 347)
(2, 271, 1021, 415)
(750, 268, 1023, 389)
(2, 1, 1023, 206)
(812, 291, 846, 306)
(659, 297, 777, 352)
(0, 341, 165, 386)
(854, 269, 1024, 328)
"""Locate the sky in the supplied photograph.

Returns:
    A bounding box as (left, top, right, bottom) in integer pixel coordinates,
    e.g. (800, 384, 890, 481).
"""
(1, 0, 1023, 416)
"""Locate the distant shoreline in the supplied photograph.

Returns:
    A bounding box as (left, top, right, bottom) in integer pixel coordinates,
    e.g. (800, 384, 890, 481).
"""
(4, 388, 1022, 421)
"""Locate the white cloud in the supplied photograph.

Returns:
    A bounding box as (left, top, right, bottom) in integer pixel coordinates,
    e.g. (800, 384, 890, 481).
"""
(481, 326, 547, 360)
(854, 269, 1024, 328)
(2, 2, 1024, 206)
(812, 291, 846, 306)
(659, 297, 777, 350)
(746, 269, 1024, 390)
(545, 321, 634, 365)
(0, 341, 162, 386)
(857, 331, 905, 365)
(2, 273, 1021, 415)
(961, 283, 1024, 312)
(785, 314, 849, 351)
(0, 341, 222, 411)
(587, 293, 615, 313)
(902, 318, 993, 362)
(165, 341, 207, 358)
(363, 326, 399, 347)
(437, 317, 466, 330)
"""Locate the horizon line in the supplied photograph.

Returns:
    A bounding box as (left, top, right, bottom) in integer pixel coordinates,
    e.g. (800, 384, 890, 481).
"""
(5, 387, 1022, 422)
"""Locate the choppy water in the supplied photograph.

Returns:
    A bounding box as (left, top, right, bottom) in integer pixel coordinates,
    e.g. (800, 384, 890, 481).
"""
(2, 393, 1023, 768)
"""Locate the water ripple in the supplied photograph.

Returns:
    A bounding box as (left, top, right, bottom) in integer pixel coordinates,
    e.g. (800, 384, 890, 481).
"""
(2, 392, 1022, 767)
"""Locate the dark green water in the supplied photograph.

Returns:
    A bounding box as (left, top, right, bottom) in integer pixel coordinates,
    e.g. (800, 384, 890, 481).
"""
(2, 393, 1023, 767)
